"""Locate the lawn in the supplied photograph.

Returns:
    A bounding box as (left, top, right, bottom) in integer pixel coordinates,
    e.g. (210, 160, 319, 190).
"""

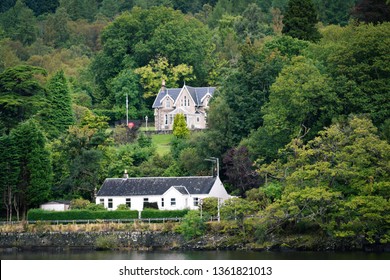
(152, 133, 174, 155)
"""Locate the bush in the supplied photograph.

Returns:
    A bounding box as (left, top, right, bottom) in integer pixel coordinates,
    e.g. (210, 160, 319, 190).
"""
(86, 203, 106, 211)
(95, 235, 118, 250)
(177, 211, 206, 240)
(141, 209, 189, 219)
(70, 198, 90, 209)
(115, 204, 130, 211)
(27, 209, 138, 220)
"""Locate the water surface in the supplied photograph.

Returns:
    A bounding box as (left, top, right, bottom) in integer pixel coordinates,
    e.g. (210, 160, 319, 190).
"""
(1, 249, 389, 260)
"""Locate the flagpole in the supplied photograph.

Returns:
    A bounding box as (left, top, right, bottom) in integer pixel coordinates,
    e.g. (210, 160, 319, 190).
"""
(126, 92, 129, 126)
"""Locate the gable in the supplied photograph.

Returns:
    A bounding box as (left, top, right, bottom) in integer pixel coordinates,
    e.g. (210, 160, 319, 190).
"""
(173, 86, 196, 107)
(97, 176, 217, 197)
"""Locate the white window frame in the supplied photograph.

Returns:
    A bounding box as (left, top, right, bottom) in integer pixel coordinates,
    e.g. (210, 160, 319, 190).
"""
(171, 198, 176, 207)
(193, 197, 199, 207)
(125, 198, 131, 208)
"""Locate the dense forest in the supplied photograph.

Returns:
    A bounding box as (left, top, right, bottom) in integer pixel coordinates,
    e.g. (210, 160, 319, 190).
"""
(0, 0, 389, 247)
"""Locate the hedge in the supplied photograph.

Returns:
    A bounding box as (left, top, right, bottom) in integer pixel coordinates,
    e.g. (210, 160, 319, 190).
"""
(27, 209, 138, 221)
(141, 209, 189, 219)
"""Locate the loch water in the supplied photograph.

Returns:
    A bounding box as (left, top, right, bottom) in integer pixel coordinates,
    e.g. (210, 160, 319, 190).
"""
(1, 249, 389, 260)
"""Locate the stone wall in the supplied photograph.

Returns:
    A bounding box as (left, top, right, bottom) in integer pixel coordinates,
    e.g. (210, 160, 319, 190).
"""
(0, 231, 186, 250)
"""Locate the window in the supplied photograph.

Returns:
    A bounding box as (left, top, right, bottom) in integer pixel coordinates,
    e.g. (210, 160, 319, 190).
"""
(164, 114, 168, 125)
(193, 197, 199, 207)
(108, 198, 113, 209)
(169, 115, 173, 124)
(184, 96, 187, 107)
(196, 117, 200, 123)
(126, 198, 131, 208)
(171, 198, 176, 206)
(99, 198, 104, 206)
(161, 198, 165, 208)
(166, 99, 171, 108)
(144, 198, 149, 203)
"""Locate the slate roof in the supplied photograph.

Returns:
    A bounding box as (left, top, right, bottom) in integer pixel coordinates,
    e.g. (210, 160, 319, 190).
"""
(97, 176, 217, 197)
(41, 200, 70, 205)
(152, 85, 216, 108)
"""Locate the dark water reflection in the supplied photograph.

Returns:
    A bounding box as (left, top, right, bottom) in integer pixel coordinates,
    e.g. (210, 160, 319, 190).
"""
(1, 249, 389, 260)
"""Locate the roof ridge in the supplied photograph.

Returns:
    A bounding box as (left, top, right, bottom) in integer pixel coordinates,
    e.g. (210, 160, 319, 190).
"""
(107, 176, 214, 180)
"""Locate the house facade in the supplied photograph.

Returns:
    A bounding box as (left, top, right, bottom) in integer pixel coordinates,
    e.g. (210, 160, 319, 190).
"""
(152, 82, 216, 131)
(96, 176, 230, 211)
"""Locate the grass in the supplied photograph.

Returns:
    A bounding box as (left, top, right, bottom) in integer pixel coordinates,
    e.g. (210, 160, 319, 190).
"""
(139, 122, 155, 132)
(152, 134, 174, 155)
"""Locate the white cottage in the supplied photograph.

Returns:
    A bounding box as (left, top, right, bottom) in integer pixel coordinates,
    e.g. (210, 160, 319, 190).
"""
(96, 176, 230, 211)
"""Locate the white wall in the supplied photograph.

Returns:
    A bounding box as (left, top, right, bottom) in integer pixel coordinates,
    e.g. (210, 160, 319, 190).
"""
(208, 176, 231, 202)
(40, 203, 69, 211)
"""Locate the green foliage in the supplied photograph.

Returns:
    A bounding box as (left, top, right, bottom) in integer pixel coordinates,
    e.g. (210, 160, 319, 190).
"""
(42, 7, 70, 48)
(92, 6, 214, 104)
(135, 56, 194, 100)
(282, 0, 321, 42)
(246, 55, 338, 161)
(0, 65, 47, 132)
(141, 209, 189, 219)
(177, 210, 206, 240)
(27, 209, 138, 220)
(221, 197, 258, 222)
(70, 198, 91, 209)
(39, 70, 75, 139)
(115, 204, 130, 211)
(309, 22, 390, 126)
(0, 133, 20, 221)
(258, 115, 390, 243)
(95, 234, 118, 250)
(172, 113, 189, 138)
(0, 0, 38, 45)
(201, 197, 218, 217)
(86, 203, 106, 211)
(10, 119, 53, 219)
(234, 3, 273, 42)
(312, 0, 357, 25)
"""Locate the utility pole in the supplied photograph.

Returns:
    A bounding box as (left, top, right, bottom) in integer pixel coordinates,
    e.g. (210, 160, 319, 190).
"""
(217, 197, 221, 222)
(205, 157, 219, 177)
(126, 92, 129, 126)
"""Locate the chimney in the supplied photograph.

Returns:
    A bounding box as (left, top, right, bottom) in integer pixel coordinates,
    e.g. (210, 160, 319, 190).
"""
(161, 79, 166, 92)
(123, 169, 129, 179)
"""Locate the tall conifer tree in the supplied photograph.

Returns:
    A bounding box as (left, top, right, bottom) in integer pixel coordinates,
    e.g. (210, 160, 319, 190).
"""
(11, 120, 52, 220)
(40, 70, 74, 139)
(282, 0, 321, 42)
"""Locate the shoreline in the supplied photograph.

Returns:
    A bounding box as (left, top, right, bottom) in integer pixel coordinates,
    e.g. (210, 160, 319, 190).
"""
(1, 231, 389, 253)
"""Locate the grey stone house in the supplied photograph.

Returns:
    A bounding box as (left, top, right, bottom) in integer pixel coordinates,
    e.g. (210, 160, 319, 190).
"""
(152, 82, 216, 131)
